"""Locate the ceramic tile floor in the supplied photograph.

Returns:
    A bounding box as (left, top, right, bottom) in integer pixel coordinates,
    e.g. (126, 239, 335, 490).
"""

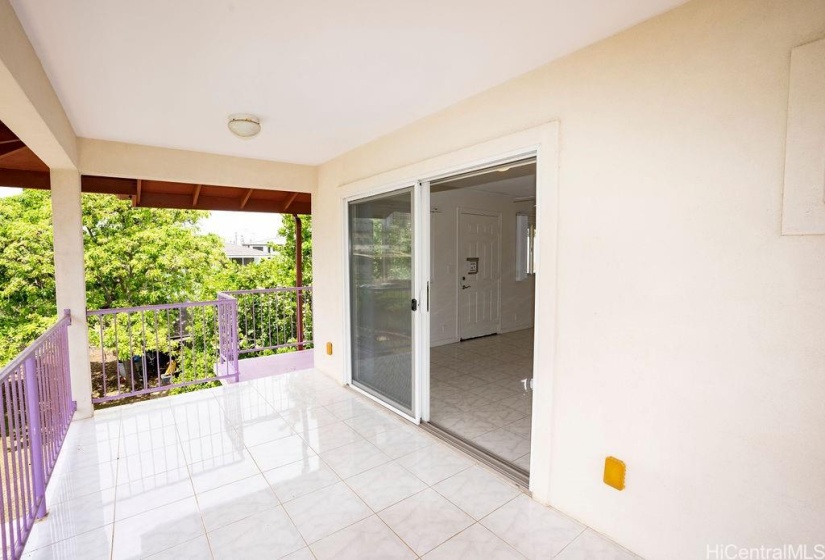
(430, 329, 534, 471)
(22, 367, 640, 559)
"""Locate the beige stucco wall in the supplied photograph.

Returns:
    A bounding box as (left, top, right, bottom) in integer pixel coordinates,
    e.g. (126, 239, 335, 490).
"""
(312, 1, 825, 558)
(79, 139, 317, 193)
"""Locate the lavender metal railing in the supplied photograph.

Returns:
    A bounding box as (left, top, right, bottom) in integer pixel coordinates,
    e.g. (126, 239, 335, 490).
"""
(87, 299, 240, 404)
(218, 287, 313, 356)
(0, 310, 75, 560)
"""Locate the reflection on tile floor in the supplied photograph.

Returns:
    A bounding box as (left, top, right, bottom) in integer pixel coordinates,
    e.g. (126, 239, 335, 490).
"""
(430, 329, 534, 471)
(23, 367, 640, 559)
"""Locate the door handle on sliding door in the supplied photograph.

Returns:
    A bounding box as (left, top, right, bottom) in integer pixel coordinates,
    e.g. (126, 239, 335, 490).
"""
(411, 299, 418, 312)
(426, 282, 430, 312)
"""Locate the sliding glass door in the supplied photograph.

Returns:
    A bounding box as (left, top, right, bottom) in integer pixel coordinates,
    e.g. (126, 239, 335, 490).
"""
(348, 188, 417, 417)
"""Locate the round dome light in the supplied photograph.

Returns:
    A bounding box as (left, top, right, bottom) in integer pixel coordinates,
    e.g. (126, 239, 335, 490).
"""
(228, 114, 261, 138)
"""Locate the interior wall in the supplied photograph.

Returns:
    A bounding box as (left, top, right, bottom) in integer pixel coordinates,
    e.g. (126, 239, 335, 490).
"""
(312, 1, 825, 558)
(430, 188, 535, 346)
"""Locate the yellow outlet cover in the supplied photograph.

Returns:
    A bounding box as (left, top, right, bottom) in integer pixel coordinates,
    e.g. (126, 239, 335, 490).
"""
(604, 456, 626, 491)
(325, 342, 333, 356)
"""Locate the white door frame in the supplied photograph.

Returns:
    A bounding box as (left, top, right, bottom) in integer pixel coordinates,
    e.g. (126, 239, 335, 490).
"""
(455, 207, 502, 341)
(338, 122, 559, 502)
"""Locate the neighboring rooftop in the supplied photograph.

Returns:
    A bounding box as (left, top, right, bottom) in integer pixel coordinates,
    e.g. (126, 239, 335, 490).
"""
(224, 242, 269, 259)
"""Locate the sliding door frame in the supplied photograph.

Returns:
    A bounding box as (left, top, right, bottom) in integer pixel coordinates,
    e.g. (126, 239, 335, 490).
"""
(339, 122, 559, 502)
(343, 182, 426, 424)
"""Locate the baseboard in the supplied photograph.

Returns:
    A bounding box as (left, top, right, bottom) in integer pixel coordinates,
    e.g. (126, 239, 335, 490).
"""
(499, 323, 534, 335)
(430, 337, 460, 347)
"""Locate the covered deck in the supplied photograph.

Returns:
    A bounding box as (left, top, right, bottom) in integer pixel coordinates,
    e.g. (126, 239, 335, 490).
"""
(22, 368, 636, 560)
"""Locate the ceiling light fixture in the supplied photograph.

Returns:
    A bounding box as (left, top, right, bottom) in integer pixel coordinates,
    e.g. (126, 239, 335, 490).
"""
(227, 114, 261, 138)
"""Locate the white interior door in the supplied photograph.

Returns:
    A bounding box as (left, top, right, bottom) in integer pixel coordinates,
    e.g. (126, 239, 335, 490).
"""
(458, 210, 501, 340)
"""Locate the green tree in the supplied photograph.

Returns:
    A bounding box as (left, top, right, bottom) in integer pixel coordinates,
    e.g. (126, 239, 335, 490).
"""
(0, 190, 231, 363)
(0, 190, 58, 360)
(83, 194, 228, 309)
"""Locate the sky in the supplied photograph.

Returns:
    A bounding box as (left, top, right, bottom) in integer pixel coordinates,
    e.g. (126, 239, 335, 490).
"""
(0, 186, 282, 243)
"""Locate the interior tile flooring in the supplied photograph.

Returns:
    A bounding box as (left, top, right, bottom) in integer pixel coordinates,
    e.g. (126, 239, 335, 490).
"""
(23, 366, 640, 560)
(429, 329, 534, 471)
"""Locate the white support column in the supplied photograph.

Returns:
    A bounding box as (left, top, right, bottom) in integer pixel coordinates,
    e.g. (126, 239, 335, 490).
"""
(50, 169, 93, 418)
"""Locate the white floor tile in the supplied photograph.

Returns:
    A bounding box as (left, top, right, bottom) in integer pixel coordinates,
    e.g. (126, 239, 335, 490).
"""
(505, 416, 532, 439)
(46, 460, 118, 503)
(188, 450, 261, 494)
(280, 406, 340, 432)
(57, 436, 120, 469)
(433, 466, 520, 519)
(346, 461, 427, 511)
(25, 488, 115, 549)
(282, 481, 372, 544)
(179, 431, 245, 464)
(473, 402, 528, 428)
(299, 421, 362, 453)
(319, 439, 390, 479)
(207, 506, 305, 560)
(364, 426, 433, 459)
(233, 416, 294, 447)
(280, 548, 315, 560)
(22, 524, 113, 560)
(111, 496, 204, 559)
(422, 523, 525, 560)
(324, 397, 376, 420)
(396, 444, 472, 486)
(378, 488, 473, 556)
(116, 442, 187, 483)
(118, 426, 180, 457)
(264, 455, 341, 502)
(197, 474, 279, 532)
(471, 428, 531, 462)
(555, 529, 640, 560)
(344, 410, 403, 438)
(146, 534, 214, 559)
(480, 494, 584, 560)
(247, 434, 316, 471)
(115, 467, 194, 521)
(513, 453, 531, 471)
(310, 515, 416, 560)
(21, 366, 645, 560)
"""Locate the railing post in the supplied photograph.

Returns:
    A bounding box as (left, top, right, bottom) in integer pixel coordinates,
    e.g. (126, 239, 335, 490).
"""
(294, 214, 305, 351)
(231, 298, 240, 382)
(23, 356, 47, 520)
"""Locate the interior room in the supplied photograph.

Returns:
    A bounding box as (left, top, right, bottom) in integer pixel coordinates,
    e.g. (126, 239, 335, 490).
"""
(427, 161, 537, 477)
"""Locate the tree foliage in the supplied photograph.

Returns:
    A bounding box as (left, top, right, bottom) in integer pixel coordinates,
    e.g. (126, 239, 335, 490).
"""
(82, 194, 228, 309)
(0, 190, 58, 359)
(0, 189, 311, 367)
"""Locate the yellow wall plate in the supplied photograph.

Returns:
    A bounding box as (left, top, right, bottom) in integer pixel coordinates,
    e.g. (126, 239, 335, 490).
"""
(604, 456, 626, 491)
(325, 342, 333, 356)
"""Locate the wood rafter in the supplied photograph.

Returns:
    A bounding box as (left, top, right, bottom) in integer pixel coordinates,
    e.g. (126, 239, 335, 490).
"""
(283, 191, 299, 212)
(240, 188, 254, 209)
(0, 142, 25, 159)
(0, 169, 311, 214)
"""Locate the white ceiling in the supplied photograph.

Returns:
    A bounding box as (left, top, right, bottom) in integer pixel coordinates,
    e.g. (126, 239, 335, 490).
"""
(11, 0, 686, 165)
(469, 175, 536, 199)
